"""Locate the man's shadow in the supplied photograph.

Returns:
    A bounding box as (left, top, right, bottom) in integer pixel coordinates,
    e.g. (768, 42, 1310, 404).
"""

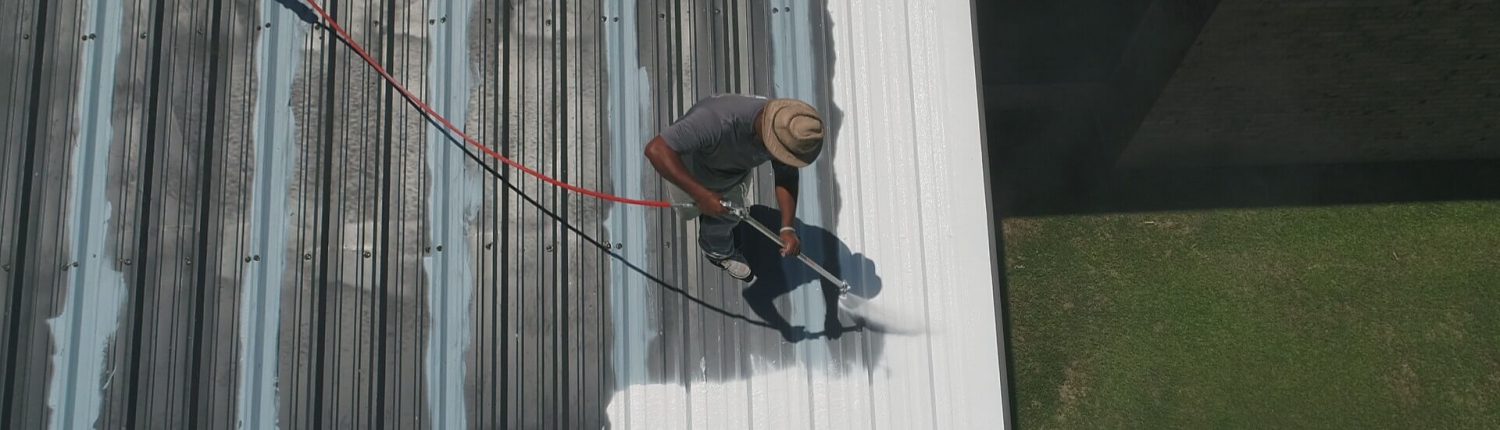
(735, 205, 882, 343)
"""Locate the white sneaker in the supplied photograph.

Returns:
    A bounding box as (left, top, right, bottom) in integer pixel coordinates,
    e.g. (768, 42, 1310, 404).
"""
(707, 254, 754, 281)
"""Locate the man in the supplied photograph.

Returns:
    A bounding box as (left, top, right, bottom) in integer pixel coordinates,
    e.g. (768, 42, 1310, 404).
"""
(644, 94, 825, 281)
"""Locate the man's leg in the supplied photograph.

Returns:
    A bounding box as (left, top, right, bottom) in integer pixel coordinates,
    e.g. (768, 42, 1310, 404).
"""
(700, 178, 754, 280)
(698, 214, 752, 280)
(704, 175, 757, 257)
(697, 214, 739, 260)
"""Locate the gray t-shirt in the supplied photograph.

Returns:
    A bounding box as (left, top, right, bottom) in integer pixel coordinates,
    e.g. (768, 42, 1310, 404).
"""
(660, 94, 790, 191)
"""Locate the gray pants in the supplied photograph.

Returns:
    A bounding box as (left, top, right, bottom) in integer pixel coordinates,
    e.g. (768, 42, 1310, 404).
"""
(668, 177, 751, 260)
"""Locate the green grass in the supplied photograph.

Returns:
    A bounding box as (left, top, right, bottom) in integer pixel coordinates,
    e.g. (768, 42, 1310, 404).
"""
(1003, 201, 1500, 429)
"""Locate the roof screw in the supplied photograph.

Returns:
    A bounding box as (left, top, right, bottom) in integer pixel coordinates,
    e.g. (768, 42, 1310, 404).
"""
(304, 253, 312, 260)
(785, 6, 791, 11)
(265, 22, 271, 28)
(612, 17, 619, 22)
(90, 34, 97, 40)
(484, 243, 493, 250)
(771, 7, 778, 13)
(658, 13, 665, 19)
(373, 20, 381, 26)
(140, 32, 148, 39)
(81, 34, 88, 41)
(185, 258, 193, 265)
(253, 255, 262, 262)
(544, 244, 554, 252)
(196, 29, 204, 35)
(244, 257, 252, 263)
(72, 262, 79, 268)
(440, 16, 447, 23)
(362, 251, 372, 258)
(122, 259, 132, 266)
(486, 18, 492, 23)
(715, 9, 721, 14)
(599, 16, 606, 22)
(545, 19, 552, 26)
(22, 34, 29, 39)
(1, 264, 10, 272)
(436, 245, 444, 252)
(429, 19, 436, 25)
(664, 242, 671, 248)
(614, 243, 624, 250)
(424, 246, 432, 254)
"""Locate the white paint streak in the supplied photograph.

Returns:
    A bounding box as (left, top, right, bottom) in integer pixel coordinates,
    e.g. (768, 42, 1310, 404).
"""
(768, 5, 836, 428)
(46, 0, 127, 428)
(422, 0, 480, 428)
(236, 4, 309, 429)
(771, 0, 832, 343)
(603, 0, 658, 399)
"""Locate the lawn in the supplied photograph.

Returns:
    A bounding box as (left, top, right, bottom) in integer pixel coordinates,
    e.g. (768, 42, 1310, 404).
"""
(1002, 201, 1500, 429)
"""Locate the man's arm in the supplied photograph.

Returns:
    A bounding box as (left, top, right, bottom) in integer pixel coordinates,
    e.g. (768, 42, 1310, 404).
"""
(644, 136, 727, 217)
(773, 163, 802, 256)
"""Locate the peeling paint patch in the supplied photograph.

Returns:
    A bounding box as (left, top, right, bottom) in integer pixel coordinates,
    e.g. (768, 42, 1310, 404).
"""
(235, 3, 309, 429)
(421, 1, 480, 428)
(45, 0, 127, 428)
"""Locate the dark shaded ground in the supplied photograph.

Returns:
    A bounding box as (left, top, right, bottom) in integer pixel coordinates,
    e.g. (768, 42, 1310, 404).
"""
(1020, 159, 1500, 216)
(977, 0, 1500, 217)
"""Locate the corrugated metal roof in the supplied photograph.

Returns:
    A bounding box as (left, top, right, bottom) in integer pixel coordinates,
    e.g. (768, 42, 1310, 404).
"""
(0, 0, 1009, 428)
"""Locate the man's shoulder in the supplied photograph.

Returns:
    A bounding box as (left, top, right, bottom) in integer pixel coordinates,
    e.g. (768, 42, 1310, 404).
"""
(698, 93, 770, 108)
(695, 94, 769, 124)
(705, 93, 769, 100)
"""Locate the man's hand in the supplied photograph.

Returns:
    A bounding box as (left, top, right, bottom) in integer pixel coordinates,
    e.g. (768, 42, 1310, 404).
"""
(694, 191, 729, 217)
(779, 229, 801, 257)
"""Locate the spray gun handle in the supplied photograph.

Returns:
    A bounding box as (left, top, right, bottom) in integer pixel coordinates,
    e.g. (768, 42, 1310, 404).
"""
(669, 200, 745, 217)
(673, 201, 851, 296)
(721, 201, 749, 218)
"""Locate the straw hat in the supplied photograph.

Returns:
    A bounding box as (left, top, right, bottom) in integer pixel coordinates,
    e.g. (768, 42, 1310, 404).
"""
(758, 99, 825, 168)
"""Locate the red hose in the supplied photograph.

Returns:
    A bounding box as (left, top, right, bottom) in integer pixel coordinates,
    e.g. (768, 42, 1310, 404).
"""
(301, 0, 673, 208)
